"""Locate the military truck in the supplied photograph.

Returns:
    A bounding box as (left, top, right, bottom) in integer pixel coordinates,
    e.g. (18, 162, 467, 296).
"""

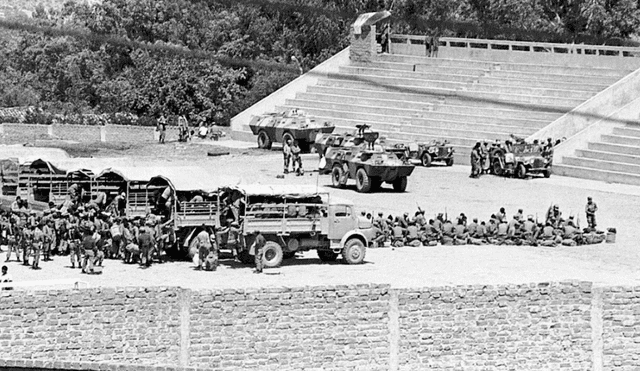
(388, 141, 455, 167)
(213, 185, 374, 268)
(489, 143, 552, 178)
(249, 109, 334, 152)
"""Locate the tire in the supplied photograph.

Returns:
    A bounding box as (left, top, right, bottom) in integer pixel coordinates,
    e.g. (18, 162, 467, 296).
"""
(317, 250, 338, 262)
(421, 154, 432, 167)
(331, 165, 346, 188)
(355, 168, 372, 193)
(342, 238, 366, 265)
(282, 132, 294, 146)
(262, 241, 283, 268)
(188, 236, 199, 260)
(492, 160, 503, 176)
(516, 163, 527, 179)
(544, 169, 551, 178)
(257, 130, 272, 149)
(392, 176, 408, 192)
(445, 158, 454, 166)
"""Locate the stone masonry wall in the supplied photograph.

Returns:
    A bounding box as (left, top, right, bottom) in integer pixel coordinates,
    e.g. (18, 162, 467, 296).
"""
(52, 124, 101, 142)
(397, 281, 594, 370)
(0, 282, 638, 371)
(189, 285, 391, 371)
(602, 286, 640, 370)
(0, 287, 182, 366)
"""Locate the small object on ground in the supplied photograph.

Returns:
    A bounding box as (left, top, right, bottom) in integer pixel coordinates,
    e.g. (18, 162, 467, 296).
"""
(207, 151, 230, 157)
(276, 175, 284, 179)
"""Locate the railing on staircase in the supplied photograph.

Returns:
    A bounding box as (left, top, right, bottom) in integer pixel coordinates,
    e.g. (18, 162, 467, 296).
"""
(390, 35, 640, 58)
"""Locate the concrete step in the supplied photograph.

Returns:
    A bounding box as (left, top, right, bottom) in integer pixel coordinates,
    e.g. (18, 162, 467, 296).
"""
(563, 156, 640, 174)
(433, 103, 564, 121)
(478, 76, 609, 92)
(466, 83, 595, 100)
(553, 164, 640, 185)
(601, 134, 640, 147)
(326, 72, 468, 90)
(293, 94, 549, 127)
(318, 78, 584, 108)
(306, 85, 444, 105)
(613, 126, 640, 138)
(488, 70, 623, 85)
(339, 66, 480, 83)
(588, 142, 640, 156)
(576, 149, 640, 166)
(377, 54, 633, 77)
(357, 61, 489, 76)
(319, 116, 537, 137)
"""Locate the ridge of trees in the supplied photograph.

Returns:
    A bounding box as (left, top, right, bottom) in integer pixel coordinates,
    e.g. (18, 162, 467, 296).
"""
(0, 0, 639, 126)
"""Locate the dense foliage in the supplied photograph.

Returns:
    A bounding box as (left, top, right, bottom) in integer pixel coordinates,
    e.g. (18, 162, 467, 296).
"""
(1, 0, 639, 125)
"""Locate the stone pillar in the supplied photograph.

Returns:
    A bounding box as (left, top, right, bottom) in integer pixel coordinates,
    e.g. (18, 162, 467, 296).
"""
(47, 125, 53, 136)
(100, 126, 106, 142)
(350, 24, 377, 63)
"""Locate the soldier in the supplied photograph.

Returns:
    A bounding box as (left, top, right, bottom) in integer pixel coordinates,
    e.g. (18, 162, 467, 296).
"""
(226, 222, 242, 262)
(68, 219, 82, 268)
(138, 227, 153, 267)
(422, 219, 441, 246)
(399, 212, 410, 229)
(522, 215, 538, 245)
(5, 217, 20, 263)
(561, 219, 580, 246)
(470, 142, 482, 178)
(81, 231, 96, 273)
(585, 196, 598, 230)
(95, 230, 108, 268)
(31, 223, 45, 269)
(433, 213, 444, 231)
(453, 218, 468, 245)
(405, 221, 421, 247)
(252, 230, 266, 274)
(195, 226, 212, 271)
(283, 138, 293, 174)
(391, 222, 406, 247)
(538, 222, 558, 247)
(291, 140, 303, 176)
(441, 219, 455, 245)
(496, 208, 506, 223)
(545, 204, 562, 228)
(21, 223, 33, 266)
(42, 219, 55, 262)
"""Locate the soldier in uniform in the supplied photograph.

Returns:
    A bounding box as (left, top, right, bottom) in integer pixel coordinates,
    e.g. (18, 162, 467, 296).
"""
(585, 197, 598, 230)
(31, 223, 45, 269)
(391, 222, 406, 247)
(545, 204, 562, 228)
(422, 219, 441, 246)
(291, 140, 303, 176)
(252, 230, 266, 273)
(21, 223, 33, 266)
(405, 221, 421, 247)
(441, 219, 455, 245)
(5, 217, 20, 262)
(138, 227, 153, 267)
(470, 142, 482, 178)
(453, 218, 468, 245)
(283, 138, 292, 174)
(195, 226, 212, 271)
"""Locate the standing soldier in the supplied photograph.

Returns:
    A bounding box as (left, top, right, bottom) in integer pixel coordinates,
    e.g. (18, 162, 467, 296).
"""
(21, 223, 33, 266)
(585, 196, 598, 230)
(283, 138, 292, 174)
(138, 227, 153, 267)
(81, 230, 96, 274)
(157, 116, 167, 144)
(42, 219, 55, 262)
(470, 142, 482, 178)
(68, 219, 82, 269)
(195, 226, 212, 271)
(31, 223, 45, 269)
(5, 217, 19, 262)
(252, 230, 266, 274)
(291, 140, 303, 175)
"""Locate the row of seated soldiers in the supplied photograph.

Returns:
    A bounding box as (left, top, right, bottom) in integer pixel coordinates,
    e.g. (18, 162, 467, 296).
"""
(365, 205, 606, 248)
(3, 196, 172, 272)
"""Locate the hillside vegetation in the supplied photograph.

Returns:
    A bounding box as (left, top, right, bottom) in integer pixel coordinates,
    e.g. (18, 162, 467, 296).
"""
(0, 0, 639, 125)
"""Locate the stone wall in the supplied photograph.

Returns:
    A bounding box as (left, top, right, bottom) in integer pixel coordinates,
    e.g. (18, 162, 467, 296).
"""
(0, 282, 637, 371)
(0, 124, 178, 144)
(602, 286, 640, 370)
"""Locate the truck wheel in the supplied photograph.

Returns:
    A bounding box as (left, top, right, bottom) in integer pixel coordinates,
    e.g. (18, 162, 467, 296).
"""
(516, 164, 527, 179)
(331, 165, 346, 188)
(262, 241, 283, 268)
(445, 158, 454, 166)
(188, 236, 199, 263)
(342, 238, 366, 264)
(492, 160, 503, 176)
(317, 250, 338, 262)
(392, 176, 408, 192)
(257, 130, 272, 149)
(355, 168, 372, 193)
(544, 169, 551, 178)
(282, 132, 294, 146)
(421, 154, 432, 167)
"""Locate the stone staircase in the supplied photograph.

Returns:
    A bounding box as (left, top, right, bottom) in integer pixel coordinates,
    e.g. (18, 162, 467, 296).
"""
(279, 53, 632, 164)
(555, 123, 640, 185)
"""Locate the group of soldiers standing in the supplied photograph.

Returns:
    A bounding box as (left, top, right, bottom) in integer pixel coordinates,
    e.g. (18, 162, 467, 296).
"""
(3, 190, 169, 273)
(366, 196, 604, 248)
(282, 138, 304, 175)
(470, 137, 559, 178)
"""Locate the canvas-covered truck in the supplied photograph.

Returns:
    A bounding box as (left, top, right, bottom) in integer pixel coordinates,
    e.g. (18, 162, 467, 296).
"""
(213, 185, 375, 268)
(249, 109, 335, 152)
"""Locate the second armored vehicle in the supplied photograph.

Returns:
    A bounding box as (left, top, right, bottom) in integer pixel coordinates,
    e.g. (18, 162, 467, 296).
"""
(249, 109, 334, 152)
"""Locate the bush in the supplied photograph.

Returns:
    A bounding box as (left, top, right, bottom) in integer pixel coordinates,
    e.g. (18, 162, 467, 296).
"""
(137, 116, 157, 127)
(23, 108, 54, 125)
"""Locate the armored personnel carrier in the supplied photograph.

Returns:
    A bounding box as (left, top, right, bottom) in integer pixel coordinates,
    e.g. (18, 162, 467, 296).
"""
(320, 125, 414, 193)
(249, 109, 334, 152)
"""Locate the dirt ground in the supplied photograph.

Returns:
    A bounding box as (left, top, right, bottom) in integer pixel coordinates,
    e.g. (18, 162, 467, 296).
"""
(3, 137, 640, 290)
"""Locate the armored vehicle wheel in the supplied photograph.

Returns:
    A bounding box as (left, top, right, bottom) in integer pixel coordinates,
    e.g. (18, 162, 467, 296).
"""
(392, 176, 408, 192)
(355, 168, 372, 193)
(282, 132, 294, 145)
(516, 164, 527, 179)
(331, 165, 346, 188)
(445, 158, 454, 166)
(342, 238, 366, 265)
(317, 250, 338, 262)
(257, 130, 272, 149)
(543, 169, 551, 178)
(492, 160, 503, 176)
(262, 241, 283, 268)
(421, 154, 432, 167)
